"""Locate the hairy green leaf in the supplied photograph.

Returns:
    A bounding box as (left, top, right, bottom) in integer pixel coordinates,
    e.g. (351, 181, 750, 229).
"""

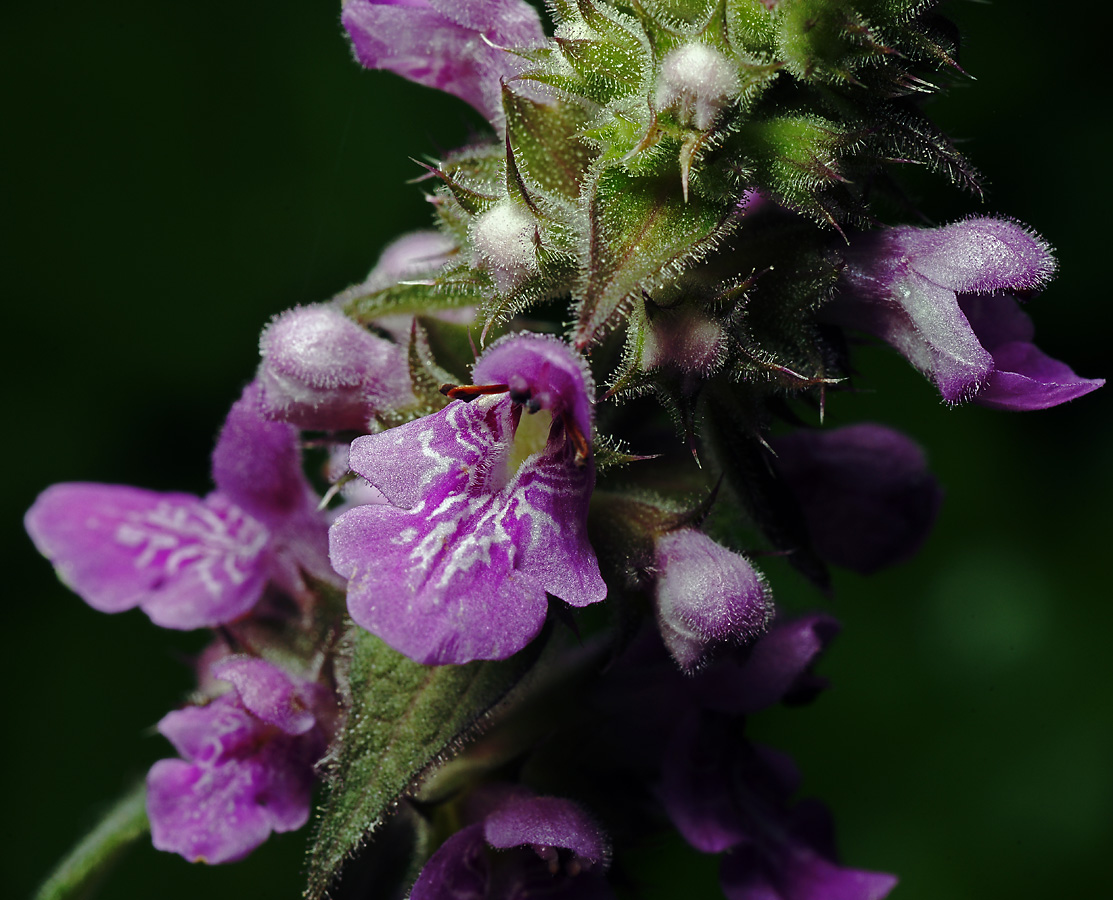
(303, 628, 535, 900)
(340, 268, 489, 323)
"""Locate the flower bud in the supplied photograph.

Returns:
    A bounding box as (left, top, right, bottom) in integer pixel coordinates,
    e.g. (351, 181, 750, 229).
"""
(258, 304, 412, 430)
(772, 423, 942, 574)
(367, 229, 456, 288)
(641, 306, 727, 374)
(471, 199, 540, 294)
(655, 42, 739, 131)
(654, 528, 773, 672)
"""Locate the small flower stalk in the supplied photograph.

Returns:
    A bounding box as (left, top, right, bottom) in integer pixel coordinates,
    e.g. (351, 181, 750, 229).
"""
(26, 2, 1102, 899)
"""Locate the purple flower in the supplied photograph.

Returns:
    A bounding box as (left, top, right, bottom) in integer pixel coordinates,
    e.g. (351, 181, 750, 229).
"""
(147, 656, 332, 864)
(959, 293, 1104, 410)
(257, 304, 413, 431)
(341, 0, 546, 123)
(368, 229, 457, 286)
(830, 217, 1101, 407)
(662, 713, 897, 900)
(689, 614, 841, 716)
(653, 528, 773, 672)
(771, 424, 942, 575)
(330, 333, 606, 664)
(410, 787, 613, 900)
(25, 383, 332, 629)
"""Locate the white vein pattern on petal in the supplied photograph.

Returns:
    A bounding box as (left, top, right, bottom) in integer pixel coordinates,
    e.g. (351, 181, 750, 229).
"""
(114, 497, 270, 598)
(394, 402, 585, 596)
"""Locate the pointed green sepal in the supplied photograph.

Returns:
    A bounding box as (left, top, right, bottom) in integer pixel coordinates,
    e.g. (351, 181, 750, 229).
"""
(502, 85, 598, 201)
(725, 0, 779, 54)
(340, 267, 489, 324)
(731, 113, 859, 227)
(572, 165, 734, 348)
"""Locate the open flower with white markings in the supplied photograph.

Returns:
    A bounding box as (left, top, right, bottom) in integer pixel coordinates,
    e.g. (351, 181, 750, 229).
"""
(147, 656, 334, 864)
(329, 332, 606, 665)
(24, 382, 332, 630)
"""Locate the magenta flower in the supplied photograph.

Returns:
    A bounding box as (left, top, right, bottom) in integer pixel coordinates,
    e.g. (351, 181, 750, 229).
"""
(410, 786, 613, 900)
(830, 217, 1101, 407)
(25, 383, 331, 630)
(771, 424, 942, 575)
(257, 304, 413, 431)
(330, 332, 606, 665)
(341, 0, 546, 123)
(147, 656, 332, 864)
(653, 528, 773, 672)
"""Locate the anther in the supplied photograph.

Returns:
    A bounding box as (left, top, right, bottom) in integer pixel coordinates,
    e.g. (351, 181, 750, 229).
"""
(439, 383, 510, 402)
(561, 411, 591, 467)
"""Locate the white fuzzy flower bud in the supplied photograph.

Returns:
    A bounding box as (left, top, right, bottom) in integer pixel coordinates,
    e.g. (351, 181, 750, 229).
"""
(258, 305, 412, 430)
(471, 199, 540, 294)
(655, 42, 739, 131)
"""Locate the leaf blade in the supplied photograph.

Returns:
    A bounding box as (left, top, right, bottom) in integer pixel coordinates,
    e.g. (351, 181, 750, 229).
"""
(303, 627, 534, 900)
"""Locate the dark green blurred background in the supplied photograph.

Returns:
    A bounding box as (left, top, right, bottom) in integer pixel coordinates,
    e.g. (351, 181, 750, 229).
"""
(4, 2, 1110, 897)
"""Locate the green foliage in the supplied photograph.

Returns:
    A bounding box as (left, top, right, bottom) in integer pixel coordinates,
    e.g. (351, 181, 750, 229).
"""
(573, 164, 734, 347)
(503, 86, 598, 202)
(731, 112, 860, 225)
(303, 627, 537, 900)
(536, 2, 652, 106)
(724, 0, 779, 54)
(340, 267, 489, 323)
(34, 781, 149, 900)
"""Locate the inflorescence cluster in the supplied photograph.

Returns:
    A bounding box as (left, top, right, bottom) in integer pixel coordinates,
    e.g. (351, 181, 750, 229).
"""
(27, 2, 1102, 899)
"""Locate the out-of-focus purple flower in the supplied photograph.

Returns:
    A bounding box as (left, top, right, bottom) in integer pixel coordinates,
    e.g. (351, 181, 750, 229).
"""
(341, 0, 546, 123)
(369, 229, 457, 285)
(257, 304, 413, 431)
(410, 787, 613, 900)
(771, 424, 942, 575)
(147, 656, 332, 864)
(330, 333, 606, 665)
(830, 217, 1100, 408)
(25, 383, 332, 629)
(959, 293, 1104, 410)
(653, 528, 773, 672)
(662, 713, 896, 900)
(641, 306, 727, 374)
(690, 614, 840, 715)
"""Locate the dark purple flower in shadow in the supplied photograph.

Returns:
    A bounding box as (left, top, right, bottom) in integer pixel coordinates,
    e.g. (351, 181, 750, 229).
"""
(662, 713, 896, 900)
(342, 0, 546, 123)
(411, 787, 613, 900)
(771, 424, 942, 575)
(330, 333, 606, 664)
(830, 217, 1101, 407)
(25, 383, 332, 629)
(146, 656, 332, 864)
(689, 614, 841, 716)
